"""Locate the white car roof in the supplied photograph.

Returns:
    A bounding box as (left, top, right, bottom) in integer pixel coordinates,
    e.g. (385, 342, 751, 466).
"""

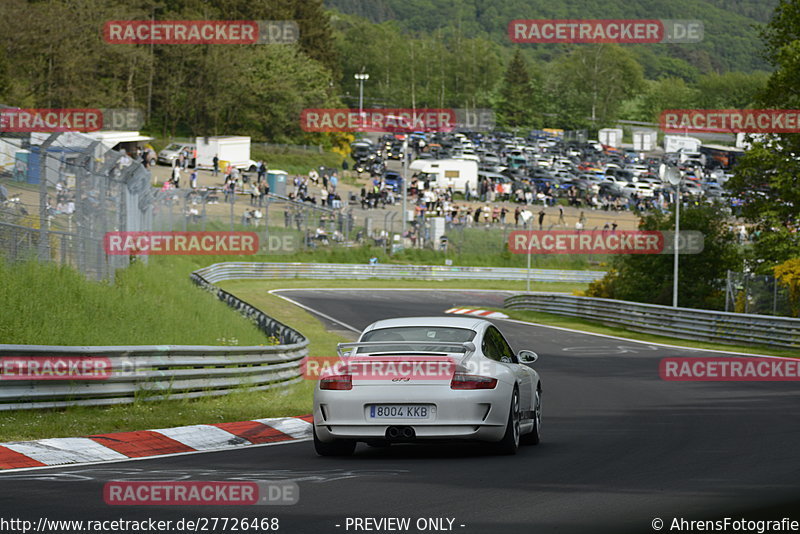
(362, 316, 489, 333)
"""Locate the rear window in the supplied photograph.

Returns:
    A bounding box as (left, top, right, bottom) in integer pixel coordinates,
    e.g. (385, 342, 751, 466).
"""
(356, 326, 476, 354)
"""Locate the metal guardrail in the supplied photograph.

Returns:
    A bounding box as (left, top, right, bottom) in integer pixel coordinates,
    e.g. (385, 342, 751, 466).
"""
(504, 293, 800, 349)
(192, 262, 605, 284)
(0, 272, 308, 411)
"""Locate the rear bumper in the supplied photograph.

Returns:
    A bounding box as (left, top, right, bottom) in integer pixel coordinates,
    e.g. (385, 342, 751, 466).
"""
(313, 383, 512, 443)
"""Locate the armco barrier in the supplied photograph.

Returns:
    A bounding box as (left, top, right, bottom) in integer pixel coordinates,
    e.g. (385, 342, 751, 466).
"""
(0, 273, 307, 411)
(191, 262, 605, 284)
(504, 293, 800, 349)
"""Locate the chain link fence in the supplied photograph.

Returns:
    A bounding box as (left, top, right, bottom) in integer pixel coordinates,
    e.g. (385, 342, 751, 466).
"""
(725, 270, 793, 317)
(0, 132, 153, 280)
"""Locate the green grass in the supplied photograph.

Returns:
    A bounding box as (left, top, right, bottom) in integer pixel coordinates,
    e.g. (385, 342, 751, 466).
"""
(251, 146, 345, 176)
(0, 262, 354, 441)
(0, 258, 268, 346)
(502, 308, 798, 358)
(0, 383, 317, 442)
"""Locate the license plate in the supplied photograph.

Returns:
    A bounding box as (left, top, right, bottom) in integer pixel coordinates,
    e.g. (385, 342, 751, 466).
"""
(368, 405, 432, 419)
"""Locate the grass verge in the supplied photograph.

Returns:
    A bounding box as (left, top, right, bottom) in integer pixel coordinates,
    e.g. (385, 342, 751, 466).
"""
(0, 259, 267, 346)
(502, 308, 798, 358)
(0, 273, 348, 442)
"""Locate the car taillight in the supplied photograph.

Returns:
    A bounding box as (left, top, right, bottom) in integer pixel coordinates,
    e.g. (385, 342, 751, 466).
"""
(320, 374, 352, 390)
(450, 373, 498, 390)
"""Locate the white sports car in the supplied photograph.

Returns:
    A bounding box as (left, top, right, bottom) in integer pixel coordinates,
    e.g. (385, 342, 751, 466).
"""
(313, 316, 542, 456)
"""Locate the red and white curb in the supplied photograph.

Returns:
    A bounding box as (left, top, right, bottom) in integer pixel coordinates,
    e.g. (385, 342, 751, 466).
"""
(0, 415, 312, 471)
(445, 307, 508, 319)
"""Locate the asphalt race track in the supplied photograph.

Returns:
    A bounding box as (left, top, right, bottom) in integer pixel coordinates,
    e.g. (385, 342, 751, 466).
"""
(2, 288, 799, 534)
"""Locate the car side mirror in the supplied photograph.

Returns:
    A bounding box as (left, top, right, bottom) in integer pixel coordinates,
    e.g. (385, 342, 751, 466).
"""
(518, 350, 538, 364)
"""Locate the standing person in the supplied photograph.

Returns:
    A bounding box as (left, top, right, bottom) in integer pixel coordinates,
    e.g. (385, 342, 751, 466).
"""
(538, 208, 546, 230)
(514, 206, 521, 226)
(172, 163, 182, 188)
(579, 211, 587, 227)
(558, 204, 566, 226)
(249, 181, 259, 206)
(189, 168, 197, 189)
(258, 180, 269, 207)
(330, 173, 338, 192)
(177, 151, 185, 171)
(257, 160, 267, 183)
(212, 154, 219, 177)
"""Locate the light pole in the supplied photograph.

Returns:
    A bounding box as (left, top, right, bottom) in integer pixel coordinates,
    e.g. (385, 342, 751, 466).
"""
(401, 138, 408, 240)
(660, 163, 684, 308)
(354, 73, 369, 127)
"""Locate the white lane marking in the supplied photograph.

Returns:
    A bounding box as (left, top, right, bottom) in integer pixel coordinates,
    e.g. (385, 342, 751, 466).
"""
(266, 288, 522, 293)
(152, 425, 248, 450)
(4, 438, 127, 466)
(500, 318, 791, 359)
(0, 438, 311, 473)
(269, 290, 361, 333)
(252, 417, 312, 439)
(272, 288, 784, 358)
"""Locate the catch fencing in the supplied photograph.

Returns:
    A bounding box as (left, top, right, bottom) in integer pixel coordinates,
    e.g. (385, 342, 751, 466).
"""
(0, 131, 153, 281)
(504, 293, 800, 348)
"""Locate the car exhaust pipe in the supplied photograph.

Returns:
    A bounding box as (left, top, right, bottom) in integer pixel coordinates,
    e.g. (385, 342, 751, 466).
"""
(401, 426, 415, 439)
(386, 426, 401, 439)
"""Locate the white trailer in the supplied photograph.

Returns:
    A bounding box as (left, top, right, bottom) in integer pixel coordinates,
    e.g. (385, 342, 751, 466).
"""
(598, 128, 623, 148)
(632, 129, 657, 152)
(408, 158, 478, 193)
(664, 135, 701, 153)
(196, 136, 257, 171)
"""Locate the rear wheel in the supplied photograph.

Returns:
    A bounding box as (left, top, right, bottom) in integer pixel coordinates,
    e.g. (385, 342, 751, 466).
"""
(313, 425, 356, 457)
(521, 388, 541, 445)
(493, 388, 520, 455)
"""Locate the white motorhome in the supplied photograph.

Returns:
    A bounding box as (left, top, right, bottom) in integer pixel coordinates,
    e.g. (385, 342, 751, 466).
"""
(195, 136, 257, 171)
(409, 158, 478, 193)
(664, 135, 701, 154)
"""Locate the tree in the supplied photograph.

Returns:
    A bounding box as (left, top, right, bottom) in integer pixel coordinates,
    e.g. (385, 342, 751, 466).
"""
(497, 49, 535, 128)
(551, 44, 645, 125)
(725, 0, 800, 271)
(587, 204, 741, 310)
(636, 77, 698, 122)
(774, 258, 800, 317)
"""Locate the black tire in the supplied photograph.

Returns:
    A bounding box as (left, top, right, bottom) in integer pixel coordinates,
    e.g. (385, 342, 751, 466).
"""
(521, 388, 541, 445)
(493, 388, 520, 455)
(313, 425, 356, 457)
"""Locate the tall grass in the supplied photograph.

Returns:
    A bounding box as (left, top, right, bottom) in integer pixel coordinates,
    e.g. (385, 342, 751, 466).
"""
(251, 146, 344, 175)
(0, 258, 268, 346)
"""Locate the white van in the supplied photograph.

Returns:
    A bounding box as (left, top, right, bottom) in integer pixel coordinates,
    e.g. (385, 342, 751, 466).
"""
(409, 158, 478, 193)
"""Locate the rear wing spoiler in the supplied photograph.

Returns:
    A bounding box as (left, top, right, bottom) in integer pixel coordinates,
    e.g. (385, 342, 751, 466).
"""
(336, 341, 477, 358)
